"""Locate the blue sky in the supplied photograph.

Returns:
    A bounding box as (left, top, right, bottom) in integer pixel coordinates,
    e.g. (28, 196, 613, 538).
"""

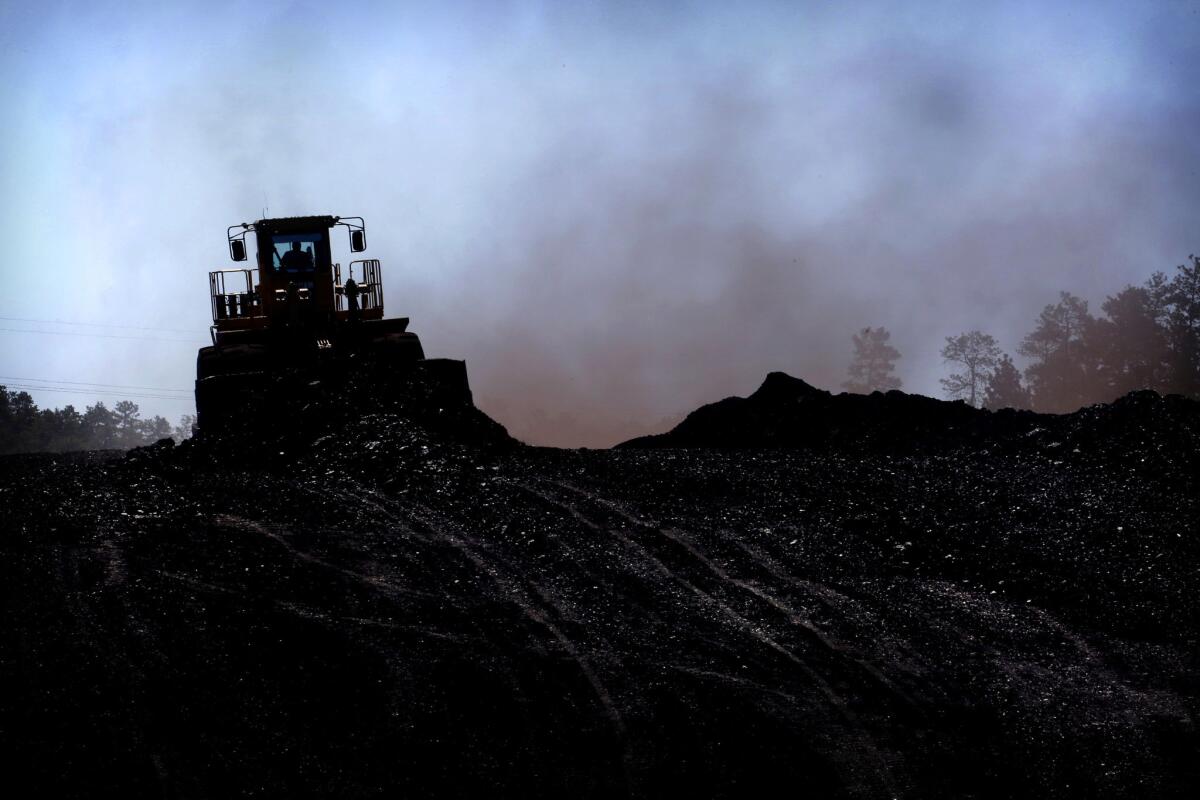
(2, 0, 1198, 445)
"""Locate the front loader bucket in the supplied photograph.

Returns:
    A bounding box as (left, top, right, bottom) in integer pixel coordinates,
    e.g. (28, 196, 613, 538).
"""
(194, 333, 476, 437)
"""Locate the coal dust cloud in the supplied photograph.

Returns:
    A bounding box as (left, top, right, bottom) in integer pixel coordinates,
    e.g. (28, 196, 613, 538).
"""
(2, 1, 1197, 446)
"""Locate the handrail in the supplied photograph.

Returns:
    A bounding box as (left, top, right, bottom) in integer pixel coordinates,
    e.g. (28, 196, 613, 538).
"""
(208, 267, 262, 323)
(334, 259, 384, 314)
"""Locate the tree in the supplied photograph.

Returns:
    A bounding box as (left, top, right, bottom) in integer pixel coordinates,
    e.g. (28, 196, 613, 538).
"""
(1, 389, 38, 453)
(42, 405, 87, 451)
(1018, 292, 1096, 412)
(0, 393, 176, 454)
(983, 354, 1031, 410)
(0, 388, 10, 453)
(172, 414, 196, 444)
(939, 330, 1002, 407)
(1, 388, 31, 453)
(83, 402, 117, 449)
(1143, 270, 1174, 324)
(1163, 255, 1200, 396)
(1086, 285, 1170, 400)
(139, 415, 172, 443)
(842, 327, 902, 393)
(113, 400, 142, 449)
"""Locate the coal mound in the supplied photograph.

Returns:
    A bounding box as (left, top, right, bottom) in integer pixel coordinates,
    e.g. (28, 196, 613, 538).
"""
(619, 371, 1200, 461)
(2, 369, 1198, 798)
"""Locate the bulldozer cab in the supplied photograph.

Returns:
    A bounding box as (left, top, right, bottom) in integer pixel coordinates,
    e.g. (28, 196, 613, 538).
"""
(250, 216, 337, 317)
(211, 214, 384, 341)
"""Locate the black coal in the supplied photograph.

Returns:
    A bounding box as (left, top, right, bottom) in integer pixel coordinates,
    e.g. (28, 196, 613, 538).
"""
(1, 371, 1197, 798)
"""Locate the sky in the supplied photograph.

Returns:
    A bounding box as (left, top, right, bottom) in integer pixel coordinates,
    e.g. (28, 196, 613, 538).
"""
(1, 0, 1198, 447)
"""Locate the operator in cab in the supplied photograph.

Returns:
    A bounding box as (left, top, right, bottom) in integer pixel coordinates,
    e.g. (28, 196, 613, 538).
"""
(279, 240, 314, 272)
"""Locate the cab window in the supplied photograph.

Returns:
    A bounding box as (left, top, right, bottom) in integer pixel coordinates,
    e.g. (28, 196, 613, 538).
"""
(271, 232, 323, 272)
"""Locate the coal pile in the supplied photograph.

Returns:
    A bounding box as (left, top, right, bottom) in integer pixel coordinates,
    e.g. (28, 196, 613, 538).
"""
(621, 371, 1200, 470)
(1, 370, 1198, 798)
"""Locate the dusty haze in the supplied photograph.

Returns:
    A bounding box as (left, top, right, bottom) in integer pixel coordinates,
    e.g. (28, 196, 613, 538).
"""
(2, 1, 1198, 446)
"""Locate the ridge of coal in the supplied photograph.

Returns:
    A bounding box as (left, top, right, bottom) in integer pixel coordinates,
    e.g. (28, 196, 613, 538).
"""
(618, 370, 1200, 460)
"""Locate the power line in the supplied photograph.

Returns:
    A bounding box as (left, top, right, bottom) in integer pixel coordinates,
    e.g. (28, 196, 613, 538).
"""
(0, 327, 202, 343)
(0, 315, 197, 334)
(3, 384, 194, 403)
(0, 379, 190, 398)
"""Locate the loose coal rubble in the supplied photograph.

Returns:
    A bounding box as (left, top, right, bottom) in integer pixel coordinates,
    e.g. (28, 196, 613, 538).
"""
(1, 371, 1197, 798)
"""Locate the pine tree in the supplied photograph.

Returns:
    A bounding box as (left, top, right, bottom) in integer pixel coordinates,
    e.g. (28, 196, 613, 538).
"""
(983, 354, 1031, 410)
(113, 401, 142, 449)
(83, 402, 117, 449)
(3, 390, 38, 453)
(939, 331, 1002, 407)
(0, 394, 178, 453)
(1018, 292, 1096, 412)
(139, 415, 172, 443)
(53, 405, 88, 451)
(1086, 285, 1170, 399)
(842, 327, 902, 393)
(1164, 255, 1200, 396)
(172, 414, 196, 443)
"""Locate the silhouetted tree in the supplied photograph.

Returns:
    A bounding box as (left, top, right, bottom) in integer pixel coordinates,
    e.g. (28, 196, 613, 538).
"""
(843, 327, 902, 393)
(1163, 255, 1200, 396)
(45, 405, 87, 451)
(0, 390, 183, 454)
(83, 402, 117, 449)
(139, 415, 172, 443)
(172, 414, 196, 443)
(113, 400, 142, 449)
(1, 389, 38, 453)
(940, 330, 1001, 407)
(1086, 285, 1170, 400)
(1142, 269, 1174, 323)
(983, 355, 1031, 410)
(1018, 292, 1096, 412)
(1, 389, 26, 452)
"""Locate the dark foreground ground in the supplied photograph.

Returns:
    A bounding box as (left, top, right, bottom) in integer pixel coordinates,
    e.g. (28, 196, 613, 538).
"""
(1, 377, 1198, 798)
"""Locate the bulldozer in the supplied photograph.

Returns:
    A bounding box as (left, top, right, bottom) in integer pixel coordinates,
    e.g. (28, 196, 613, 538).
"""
(195, 214, 467, 432)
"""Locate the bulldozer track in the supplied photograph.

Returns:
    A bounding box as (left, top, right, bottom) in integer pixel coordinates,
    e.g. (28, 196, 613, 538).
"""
(396, 498, 637, 797)
(507, 477, 905, 798)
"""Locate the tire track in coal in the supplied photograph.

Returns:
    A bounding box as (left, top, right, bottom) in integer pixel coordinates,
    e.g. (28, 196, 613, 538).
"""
(656, 525, 922, 709)
(720, 533, 934, 704)
(203, 511, 488, 650)
(500, 476, 777, 651)
(214, 513, 436, 596)
(210, 501, 545, 698)
(153, 566, 473, 643)
(191, 500, 502, 657)
(386, 497, 637, 797)
(746, 526, 1184, 732)
(258, 476, 540, 629)
(542, 478, 917, 701)
(282, 479, 584, 783)
(517, 477, 904, 798)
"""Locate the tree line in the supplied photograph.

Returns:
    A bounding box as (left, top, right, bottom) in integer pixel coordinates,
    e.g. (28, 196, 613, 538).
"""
(0, 389, 194, 454)
(844, 255, 1200, 411)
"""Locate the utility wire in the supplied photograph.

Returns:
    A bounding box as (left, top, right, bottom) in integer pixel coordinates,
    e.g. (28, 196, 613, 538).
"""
(0, 375, 191, 393)
(0, 327, 202, 343)
(3, 384, 194, 402)
(0, 315, 197, 334)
